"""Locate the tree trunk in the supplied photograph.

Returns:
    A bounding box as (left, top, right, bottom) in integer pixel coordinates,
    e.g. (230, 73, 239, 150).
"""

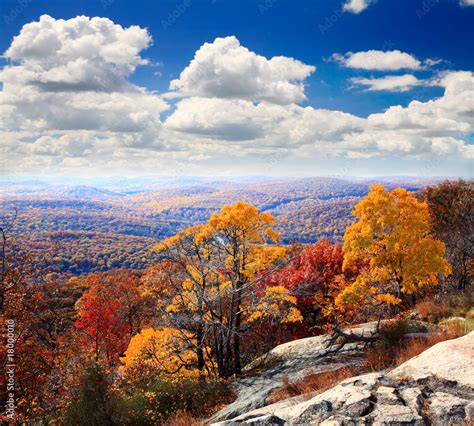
(196, 323, 205, 373)
(233, 302, 242, 374)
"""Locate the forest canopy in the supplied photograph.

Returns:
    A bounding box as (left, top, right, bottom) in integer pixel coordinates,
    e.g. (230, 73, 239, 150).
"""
(0, 179, 471, 424)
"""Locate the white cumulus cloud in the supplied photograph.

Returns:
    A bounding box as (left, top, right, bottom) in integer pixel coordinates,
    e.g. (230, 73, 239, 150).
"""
(0, 15, 170, 166)
(168, 36, 315, 105)
(165, 69, 474, 161)
(165, 98, 364, 145)
(332, 50, 423, 71)
(342, 0, 375, 14)
(4, 14, 151, 92)
(350, 74, 424, 92)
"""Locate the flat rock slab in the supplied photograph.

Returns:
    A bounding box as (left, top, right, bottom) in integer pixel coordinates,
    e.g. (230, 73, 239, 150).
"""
(211, 323, 377, 422)
(212, 332, 474, 426)
(388, 332, 474, 389)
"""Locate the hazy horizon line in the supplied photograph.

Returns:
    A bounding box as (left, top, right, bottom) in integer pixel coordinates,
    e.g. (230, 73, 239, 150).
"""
(1, 174, 472, 181)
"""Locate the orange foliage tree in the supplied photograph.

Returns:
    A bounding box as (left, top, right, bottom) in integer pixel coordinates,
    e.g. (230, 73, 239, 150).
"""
(120, 327, 210, 379)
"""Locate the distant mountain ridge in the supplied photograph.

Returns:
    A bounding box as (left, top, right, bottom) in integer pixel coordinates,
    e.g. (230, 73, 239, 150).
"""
(47, 185, 124, 199)
(0, 184, 124, 200)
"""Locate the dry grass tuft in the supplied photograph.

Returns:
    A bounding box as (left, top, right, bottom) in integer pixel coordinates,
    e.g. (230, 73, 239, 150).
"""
(266, 366, 362, 405)
(416, 299, 452, 323)
(366, 326, 466, 371)
(166, 411, 202, 426)
(416, 292, 473, 323)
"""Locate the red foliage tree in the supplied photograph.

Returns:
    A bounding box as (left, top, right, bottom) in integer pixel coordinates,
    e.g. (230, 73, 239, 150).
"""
(74, 270, 151, 365)
(264, 240, 347, 337)
(74, 292, 129, 364)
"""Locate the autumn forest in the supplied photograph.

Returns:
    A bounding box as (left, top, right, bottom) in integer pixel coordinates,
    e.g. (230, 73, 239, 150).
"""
(0, 177, 472, 424)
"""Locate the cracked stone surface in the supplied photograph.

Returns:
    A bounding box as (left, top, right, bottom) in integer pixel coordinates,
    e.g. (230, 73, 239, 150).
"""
(210, 323, 378, 422)
(428, 392, 472, 425)
(369, 404, 424, 425)
(211, 331, 474, 426)
(374, 385, 400, 405)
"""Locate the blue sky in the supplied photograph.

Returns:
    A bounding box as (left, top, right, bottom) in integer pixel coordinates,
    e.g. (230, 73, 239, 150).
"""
(0, 0, 473, 177)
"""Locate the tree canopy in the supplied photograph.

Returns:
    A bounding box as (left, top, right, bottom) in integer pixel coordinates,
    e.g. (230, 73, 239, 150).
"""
(337, 184, 451, 310)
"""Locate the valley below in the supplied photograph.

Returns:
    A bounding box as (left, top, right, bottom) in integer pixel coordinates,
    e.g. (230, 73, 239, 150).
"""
(0, 176, 432, 276)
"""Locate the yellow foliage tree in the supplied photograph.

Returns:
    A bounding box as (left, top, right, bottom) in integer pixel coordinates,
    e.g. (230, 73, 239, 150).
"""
(336, 184, 451, 312)
(196, 201, 292, 374)
(153, 201, 300, 377)
(247, 285, 303, 323)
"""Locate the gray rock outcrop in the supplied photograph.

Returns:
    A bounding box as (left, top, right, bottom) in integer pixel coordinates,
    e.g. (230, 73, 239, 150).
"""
(212, 331, 474, 425)
(210, 323, 377, 422)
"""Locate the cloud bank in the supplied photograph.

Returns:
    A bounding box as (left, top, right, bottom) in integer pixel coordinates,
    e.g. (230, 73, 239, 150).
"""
(1, 15, 473, 176)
